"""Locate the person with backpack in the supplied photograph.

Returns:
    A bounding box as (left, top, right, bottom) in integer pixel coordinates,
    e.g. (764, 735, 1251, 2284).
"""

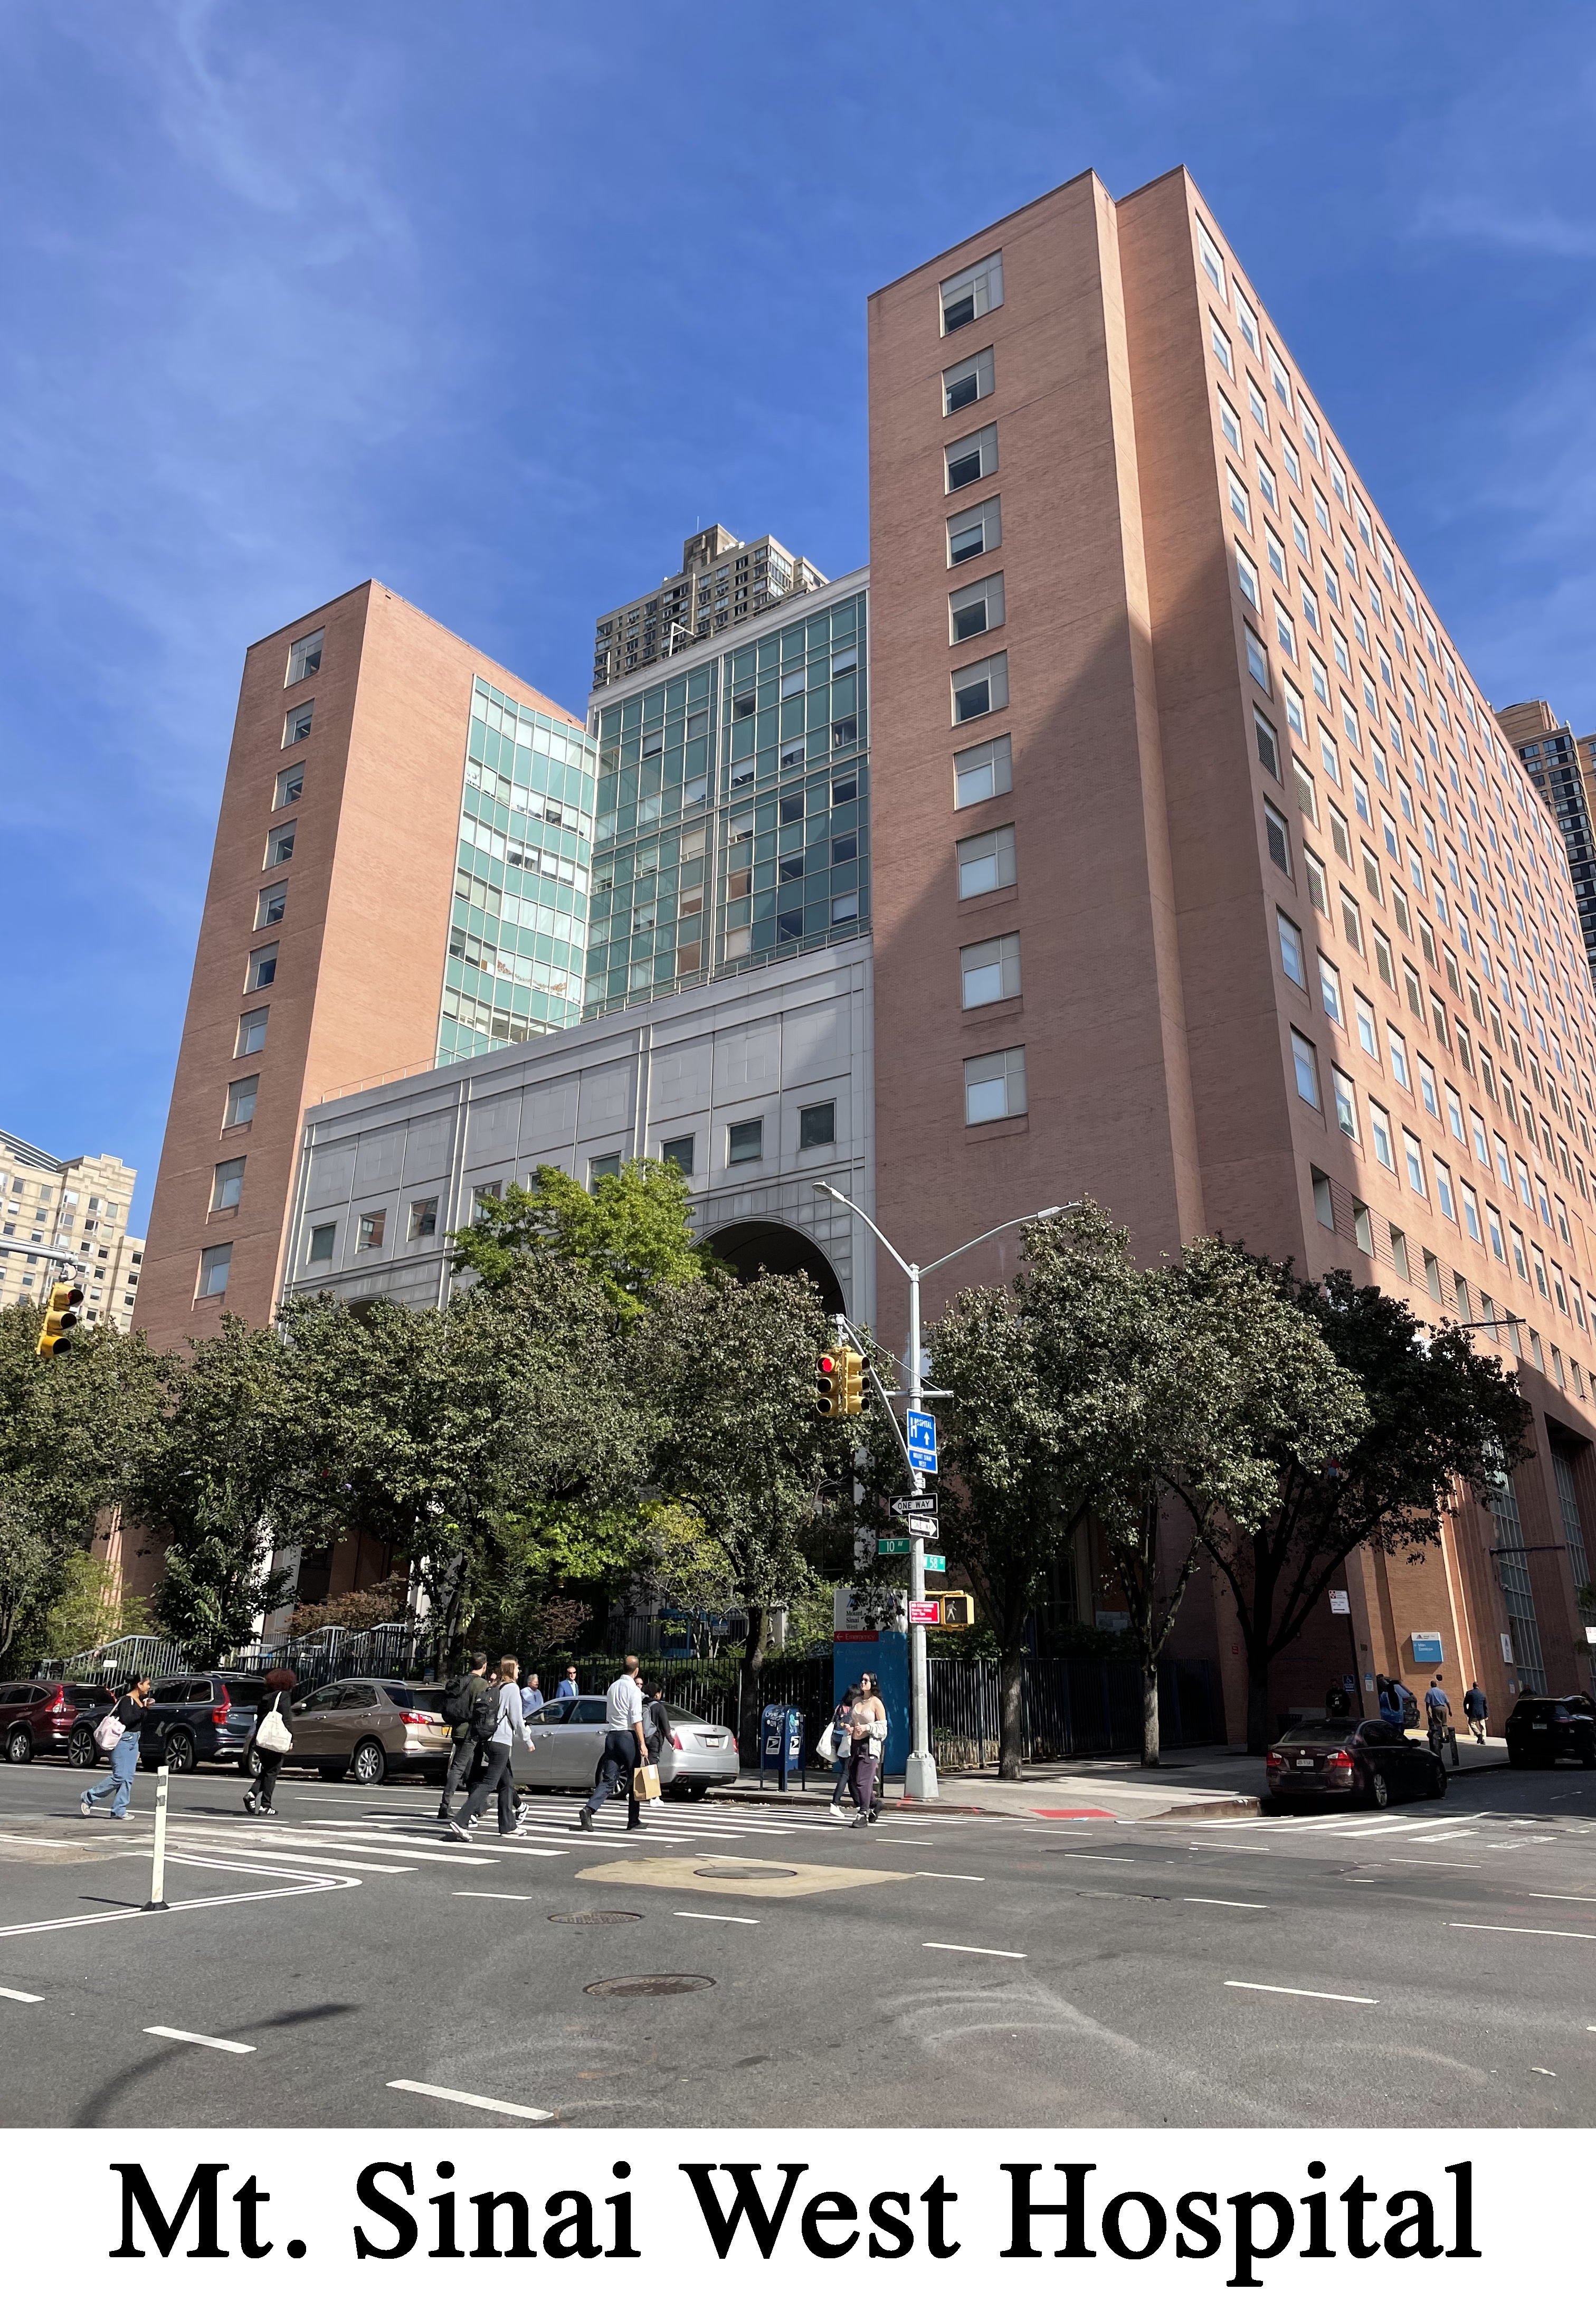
(1464, 1678, 1490, 1743)
(447, 1659, 535, 1841)
(80, 1675, 151, 1821)
(1392, 1677, 1418, 1730)
(436, 1652, 491, 1821)
(1376, 1675, 1402, 1730)
(243, 1668, 297, 1815)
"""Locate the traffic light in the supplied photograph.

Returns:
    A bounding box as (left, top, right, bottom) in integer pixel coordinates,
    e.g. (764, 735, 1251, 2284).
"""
(938, 1589, 977, 1629)
(839, 1347, 864, 1415)
(36, 1282, 84, 1358)
(816, 1350, 843, 1416)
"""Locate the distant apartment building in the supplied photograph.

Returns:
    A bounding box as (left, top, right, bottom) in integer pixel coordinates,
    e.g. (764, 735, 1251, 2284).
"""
(1498, 699, 1596, 993)
(584, 563, 869, 1018)
(0, 1129, 142, 1331)
(136, 584, 591, 1349)
(591, 523, 827, 692)
(868, 166, 1596, 1727)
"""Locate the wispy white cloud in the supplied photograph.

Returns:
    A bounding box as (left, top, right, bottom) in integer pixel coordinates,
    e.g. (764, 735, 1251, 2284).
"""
(1411, 193, 1596, 260)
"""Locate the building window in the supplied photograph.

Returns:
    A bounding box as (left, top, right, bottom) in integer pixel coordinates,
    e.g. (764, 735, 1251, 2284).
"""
(283, 703, 314, 747)
(949, 571, 1005, 643)
(1404, 1130, 1427, 1196)
(588, 1154, 622, 1182)
(245, 944, 279, 992)
(224, 1075, 258, 1128)
(307, 1224, 335, 1265)
(661, 1135, 695, 1175)
(236, 1007, 269, 1056)
(1370, 1102, 1395, 1170)
(945, 422, 998, 493)
(799, 1101, 837, 1149)
(1264, 800, 1291, 876)
(1254, 712, 1280, 781)
(407, 1198, 438, 1241)
(727, 1119, 764, 1165)
(1291, 1029, 1322, 1109)
(1310, 1169, 1335, 1228)
(264, 820, 297, 869)
(954, 732, 1012, 810)
(1246, 628, 1270, 690)
(255, 881, 288, 930)
(1276, 911, 1306, 988)
(962, 932, 1021, 1007)
(274, 765, 304, 810)
(211, 1157, 245, 1212)
(286, 628, 324, 685)
(197, 1242, 232, 1299)
(358, 1209, 386, 1251)
(947, 496, 1000, 566)
(943, 345, 994, 413)
(1331, 1068, 1358, 1140)
(965, 1046, 1027, 1125)
(957, 822, 1016, 898)
(952, 651, 1008, 724)
(940, 251, 1003, 334)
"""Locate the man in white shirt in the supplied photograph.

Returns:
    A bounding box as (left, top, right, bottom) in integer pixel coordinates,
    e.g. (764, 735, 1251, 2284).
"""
(578, 1656, 644, 1831)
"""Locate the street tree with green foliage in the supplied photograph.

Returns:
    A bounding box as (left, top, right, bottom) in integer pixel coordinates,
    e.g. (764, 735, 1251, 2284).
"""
(449, 1158, 721, 1319)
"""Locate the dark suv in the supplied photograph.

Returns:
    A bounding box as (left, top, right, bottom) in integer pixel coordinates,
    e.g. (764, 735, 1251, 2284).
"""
(139, 1674, 267, 1773)
(1505, 1693, 1596, 1771)
(0, 1681, 116, 1766)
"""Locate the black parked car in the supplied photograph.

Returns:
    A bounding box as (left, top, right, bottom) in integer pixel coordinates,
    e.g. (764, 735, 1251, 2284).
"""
(1266, 1717, 1448, 1810)
(138, 1674, 267, 1773)
(1505, 1694, 1596, 1771)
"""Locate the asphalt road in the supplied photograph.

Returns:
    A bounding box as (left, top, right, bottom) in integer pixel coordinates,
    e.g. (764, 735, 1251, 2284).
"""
(3, 1753, 1594, 2128)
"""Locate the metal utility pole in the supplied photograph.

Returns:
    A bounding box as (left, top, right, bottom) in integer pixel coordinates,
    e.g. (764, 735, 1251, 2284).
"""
(815, 1184, 1066, 1803)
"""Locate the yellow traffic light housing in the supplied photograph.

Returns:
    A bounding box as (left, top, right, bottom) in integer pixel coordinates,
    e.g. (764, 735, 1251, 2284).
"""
(816, 1350, 842, 1416)
(937, 1589, 977, 1629)
(36, 1281, 84, 1358)
(840, 1347, 864, 1415)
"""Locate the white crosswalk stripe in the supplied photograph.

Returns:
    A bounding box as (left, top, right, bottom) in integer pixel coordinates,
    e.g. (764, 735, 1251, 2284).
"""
(160, 1825, 503, 1869)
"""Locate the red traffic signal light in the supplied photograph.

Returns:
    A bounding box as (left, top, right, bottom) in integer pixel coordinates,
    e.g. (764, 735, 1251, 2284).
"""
(816, 1351, 842, 1415)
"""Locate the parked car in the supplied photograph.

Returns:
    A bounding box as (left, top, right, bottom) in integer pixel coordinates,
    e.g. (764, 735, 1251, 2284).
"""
(0, 1680, 116, 1766)
(138, 1674, 267, 1773)
(281, 1678, 451, 1786)
(510, 1697, 738, 1798)
(1266, 1717, 1448, 1810)
(1505, 1693, 1596, 1771)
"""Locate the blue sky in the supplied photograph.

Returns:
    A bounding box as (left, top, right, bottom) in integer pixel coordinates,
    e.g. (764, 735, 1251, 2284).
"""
(4, 1, 1595, 1232)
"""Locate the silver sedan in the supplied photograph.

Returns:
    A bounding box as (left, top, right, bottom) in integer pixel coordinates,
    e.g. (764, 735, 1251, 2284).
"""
(511, 1698, 738, 1799)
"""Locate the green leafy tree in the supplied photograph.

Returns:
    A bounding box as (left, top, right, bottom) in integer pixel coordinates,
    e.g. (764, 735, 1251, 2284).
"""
(449, 1158, 721, 1319)
(40, 1550, 154, 1661)
(1182, 1264, 1532, 1752)
(0, 1307, 170, 1669)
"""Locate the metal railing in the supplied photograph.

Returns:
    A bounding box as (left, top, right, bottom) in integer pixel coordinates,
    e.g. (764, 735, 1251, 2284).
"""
(927, 1655, 1220, 1768)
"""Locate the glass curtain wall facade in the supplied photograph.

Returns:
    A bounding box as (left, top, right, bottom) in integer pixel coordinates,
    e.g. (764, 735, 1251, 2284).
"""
(585, 583, 869, 1017)
(439, 675, 600, 1063)
(1553, 1449, 1591, 1589)
(1492, 1476, 1548, 1691)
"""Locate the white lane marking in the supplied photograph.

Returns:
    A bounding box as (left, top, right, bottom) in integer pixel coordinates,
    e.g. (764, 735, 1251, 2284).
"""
(0, 1833, 106, 1852)
(924, 1940, 1027, 1959)
(453, 1892, 533, 1901)
(1410, 1830, 1478, 1844)
(1059, 1855, 1136, 1864)
(873, 1838, 936, 1847)
(1526, 1892, 1596, 1904)
(388, 2078, 550, 2121)
(145, 2025, 255, 2053)
(0, 1866, 356, 1937)
(674, 1910, 758, 1925)
(0, 1985, 44, 2003)
(172, 1830, 488, 1869)
(1384, 1858, 1483, 1869)
(915, 1871, 985, 1882)
(1449, 1922, 1596, 1941)
(1225, 1980, 1378, 2004)
(1332, 1823, 1434, 1839)
(163, 1841, 415, 1876)
(1186, 1897, 1268, 1909)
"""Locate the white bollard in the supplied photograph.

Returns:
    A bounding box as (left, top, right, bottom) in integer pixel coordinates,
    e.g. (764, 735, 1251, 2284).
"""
(143, 1764, 171, 1911)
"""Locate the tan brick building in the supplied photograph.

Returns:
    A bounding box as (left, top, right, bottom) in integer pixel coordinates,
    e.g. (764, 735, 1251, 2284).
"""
(136, 584, 591, 1350)
(0, 1129, 142, 1333)
(867, 167, 1596, 1725)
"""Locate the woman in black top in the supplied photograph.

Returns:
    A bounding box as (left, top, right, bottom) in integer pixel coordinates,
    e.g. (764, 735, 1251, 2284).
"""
(244, 1668, 297, 1816)
(80, 1677, 151, 1820)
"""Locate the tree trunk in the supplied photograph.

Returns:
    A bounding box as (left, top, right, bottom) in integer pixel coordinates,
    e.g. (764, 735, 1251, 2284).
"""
(1141, 1661, 1161, 1768)
(998, 1644, 1025, 1779)
(1246, 1659, 1273, 1754)
(737, 1603, 767, 1762)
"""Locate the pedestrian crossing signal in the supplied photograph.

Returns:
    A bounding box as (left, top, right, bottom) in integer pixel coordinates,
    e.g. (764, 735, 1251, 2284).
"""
(937, 1590, 977, 1629)
(36, 1282, 84, 1358)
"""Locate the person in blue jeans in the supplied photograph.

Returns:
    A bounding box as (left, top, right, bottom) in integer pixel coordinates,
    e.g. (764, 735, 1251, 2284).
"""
(80, 1677, 152, 1820)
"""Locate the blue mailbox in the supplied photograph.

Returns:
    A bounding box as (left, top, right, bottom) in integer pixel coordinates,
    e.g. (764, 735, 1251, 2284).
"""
(758, 1702, 806, 1792)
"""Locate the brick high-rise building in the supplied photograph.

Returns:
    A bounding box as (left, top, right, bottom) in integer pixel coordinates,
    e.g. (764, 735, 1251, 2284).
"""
(137, 583, 593, 1350)
(1498, 698, 1596, 993)
(868, 167, 1596, 1720)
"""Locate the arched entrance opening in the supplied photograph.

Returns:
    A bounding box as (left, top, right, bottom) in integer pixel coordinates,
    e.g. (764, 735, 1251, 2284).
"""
(705, 1219, 846, 1316)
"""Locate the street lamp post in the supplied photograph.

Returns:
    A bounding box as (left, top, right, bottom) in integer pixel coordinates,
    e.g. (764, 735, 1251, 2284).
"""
(816, 1182, 1066, 1803)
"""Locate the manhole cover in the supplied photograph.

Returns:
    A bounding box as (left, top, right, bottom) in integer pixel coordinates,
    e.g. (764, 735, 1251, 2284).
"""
(584, 1975, 715, 1997)
(547, 1910, 642, 1925)
(692, 1864, 799, 1880)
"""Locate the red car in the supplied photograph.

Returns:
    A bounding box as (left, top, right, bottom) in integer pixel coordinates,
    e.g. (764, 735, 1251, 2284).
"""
(0, 1679, 117, 1767)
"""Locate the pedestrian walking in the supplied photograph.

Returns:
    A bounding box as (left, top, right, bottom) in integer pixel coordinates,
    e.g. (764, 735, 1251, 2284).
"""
(1376, 1675, 1403, 1730)
(848, 1671, 887, 1826)
(577, 1656, 644, 1830)
(826, 1686, 861, 1820)
(521, 1670, 544, 1717)
(1426, 1675, 1459, 1766)
(1464, 1678, 1490, 1743)
(625, 1677, 671, 1831)
(447, 1660, 534, 1841)
(556, 1665, 580, 1701)
(1391, 1677, 1418, 1729)
(436, 1651, 492, 1820)
(80, 1676, 151, 1821)
(243, 1668, 297, 1815)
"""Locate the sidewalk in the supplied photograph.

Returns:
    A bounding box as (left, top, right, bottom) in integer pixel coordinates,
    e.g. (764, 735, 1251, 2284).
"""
(714, 1735, 1511, 1823)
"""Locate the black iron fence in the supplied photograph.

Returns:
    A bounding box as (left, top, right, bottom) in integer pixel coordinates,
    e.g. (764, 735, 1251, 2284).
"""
(927, 1655, 1220, 1768)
